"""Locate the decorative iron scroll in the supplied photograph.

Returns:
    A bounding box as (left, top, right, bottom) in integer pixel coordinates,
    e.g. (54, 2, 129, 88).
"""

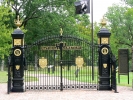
(75, 56, 84, 68)
(39, 57, 47, 68)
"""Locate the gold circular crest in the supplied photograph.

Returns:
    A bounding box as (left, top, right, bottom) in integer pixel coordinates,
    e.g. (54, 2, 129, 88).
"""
(101, 47, 108, 55)
(14, 49, 21, 56)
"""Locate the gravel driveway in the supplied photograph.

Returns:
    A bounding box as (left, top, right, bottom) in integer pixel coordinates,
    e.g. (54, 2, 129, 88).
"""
(0, 83, 133, 100)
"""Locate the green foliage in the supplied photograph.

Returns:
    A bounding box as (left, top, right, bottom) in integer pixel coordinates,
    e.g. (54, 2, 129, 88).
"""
(105, 4, 133, 56)
(0, 4, 13, 59)
(20, 0, 92, 44)
(122, 0, 133, 6)
(24, 75, 38, 82)
(0, 71, 38, 83)
(7, 0, 94, 45)
(93, 22, 100, 43)
(105, 0, 133, 66)
(75, 14, 91, 40)
(117, 73, 133, 87)
(0, 71, 7, 83)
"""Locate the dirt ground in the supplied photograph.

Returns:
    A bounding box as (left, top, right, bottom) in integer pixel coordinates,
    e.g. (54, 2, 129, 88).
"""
(0, 83, 133, 100)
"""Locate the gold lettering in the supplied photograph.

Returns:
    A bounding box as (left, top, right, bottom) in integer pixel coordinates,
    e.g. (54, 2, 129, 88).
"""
(41, 46, 81, 50)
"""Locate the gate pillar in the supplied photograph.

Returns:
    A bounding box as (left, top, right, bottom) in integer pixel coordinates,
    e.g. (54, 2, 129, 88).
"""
(97, 18, 111, 90)
(11, 16, 24, 92)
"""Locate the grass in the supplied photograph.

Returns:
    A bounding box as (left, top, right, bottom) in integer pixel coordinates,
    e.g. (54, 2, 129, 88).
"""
(24, 75, 38, 82)
(1, 69, 133, 87)
(25, 66, 98, 83)
(0, 71, 8, 83)
(24, 66, 133, 86)
(0, 71, 38, 83)
(117, 73, 133, 87)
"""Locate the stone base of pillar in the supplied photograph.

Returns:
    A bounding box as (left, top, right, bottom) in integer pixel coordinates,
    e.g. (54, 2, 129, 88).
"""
(98, 76, 111, 90)
(12, 87, 24, 92)
(98, 85, 111, 90)
(11, 78, 24, 92)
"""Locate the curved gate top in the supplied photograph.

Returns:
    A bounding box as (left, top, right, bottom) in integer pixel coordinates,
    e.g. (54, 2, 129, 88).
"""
(24, 34, 98, 91)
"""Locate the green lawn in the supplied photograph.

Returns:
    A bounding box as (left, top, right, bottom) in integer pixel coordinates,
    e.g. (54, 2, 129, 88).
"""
(0, 70, 133, 87)
(117, 73, 133, 87)
(0, 71, 8, 83)
(24, 66, 98, 83)
(0, 71, 38, 83)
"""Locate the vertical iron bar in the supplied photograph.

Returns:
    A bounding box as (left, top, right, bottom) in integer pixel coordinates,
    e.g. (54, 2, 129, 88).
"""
(91, 0, 94, 80)
(60, 35, 63, 91)
(7, 55, 11, 94)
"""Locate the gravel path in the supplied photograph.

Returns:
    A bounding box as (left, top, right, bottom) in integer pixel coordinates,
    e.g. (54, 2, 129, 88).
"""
(0, 83, 133, 100)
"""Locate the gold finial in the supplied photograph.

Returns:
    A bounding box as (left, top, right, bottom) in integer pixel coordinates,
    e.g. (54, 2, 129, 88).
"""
(60, 28, 63, 36)
(101, 16, 106, 28)
(14, 15, 22, 29)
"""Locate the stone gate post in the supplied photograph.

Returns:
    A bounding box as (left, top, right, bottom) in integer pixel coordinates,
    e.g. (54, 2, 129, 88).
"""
(11, 16, 24, 92)
(97, 18, 111, 90)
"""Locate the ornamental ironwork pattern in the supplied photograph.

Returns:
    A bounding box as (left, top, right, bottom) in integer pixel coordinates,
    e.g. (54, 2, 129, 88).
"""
(24, 35, 98, 91)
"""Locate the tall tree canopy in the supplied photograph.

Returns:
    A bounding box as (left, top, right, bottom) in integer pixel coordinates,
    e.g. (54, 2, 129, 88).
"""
(105, 1, 133, 47)
(0, 3, 13, 71)
(0, 4, 12, 58)
(8, 0, 92, 44)
(105, 0, 133, 65)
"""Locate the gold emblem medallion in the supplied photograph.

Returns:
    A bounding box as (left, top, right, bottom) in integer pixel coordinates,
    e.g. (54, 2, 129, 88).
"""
(101, 47, 108, 55)
(39, 57, 47, 68)
(16, 65, 20, 70)
(103, 63, 107, 68)
(14, 49, 21, 56)
(75, 56, 84, 68)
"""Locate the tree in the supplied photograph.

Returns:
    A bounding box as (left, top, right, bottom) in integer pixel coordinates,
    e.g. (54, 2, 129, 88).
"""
(6, 0, 94, 71)
(7, 0, 77, 27)
(0, 4, 13, 71)
(7, 0, 92, 44)
(105, 4, 129, 50)
(121, 0, 133, 6)
(105, 1, 133, 68)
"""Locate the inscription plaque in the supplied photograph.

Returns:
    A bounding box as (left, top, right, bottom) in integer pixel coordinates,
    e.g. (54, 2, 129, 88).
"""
(41, 46, 81, 50)
(118, 49, 129, 74)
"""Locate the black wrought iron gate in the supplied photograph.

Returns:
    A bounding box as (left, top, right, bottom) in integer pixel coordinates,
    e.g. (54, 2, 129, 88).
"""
(24, 35, 98, 91)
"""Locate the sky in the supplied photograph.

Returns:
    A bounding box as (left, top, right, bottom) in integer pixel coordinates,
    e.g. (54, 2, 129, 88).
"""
(93, 0, 121, 23)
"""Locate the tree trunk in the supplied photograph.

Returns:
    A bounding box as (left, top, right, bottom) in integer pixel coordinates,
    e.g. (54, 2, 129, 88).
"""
(1, 59, 4, 71)
(34, 54, 38, 71)
(132, 46, 133, 71)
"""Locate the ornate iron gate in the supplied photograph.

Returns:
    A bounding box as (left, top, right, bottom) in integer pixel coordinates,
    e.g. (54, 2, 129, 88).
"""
(24, 35, 98, 91)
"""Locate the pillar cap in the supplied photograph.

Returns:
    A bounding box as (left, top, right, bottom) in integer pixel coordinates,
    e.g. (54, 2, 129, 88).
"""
(97, 28, 111, 37)
(12, 29, 23, 34)
(11, 29, 24, 38)
(97, 17, 111, 38)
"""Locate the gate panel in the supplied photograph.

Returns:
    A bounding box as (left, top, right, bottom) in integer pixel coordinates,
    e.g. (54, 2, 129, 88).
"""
(24, 35, 98, 91)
